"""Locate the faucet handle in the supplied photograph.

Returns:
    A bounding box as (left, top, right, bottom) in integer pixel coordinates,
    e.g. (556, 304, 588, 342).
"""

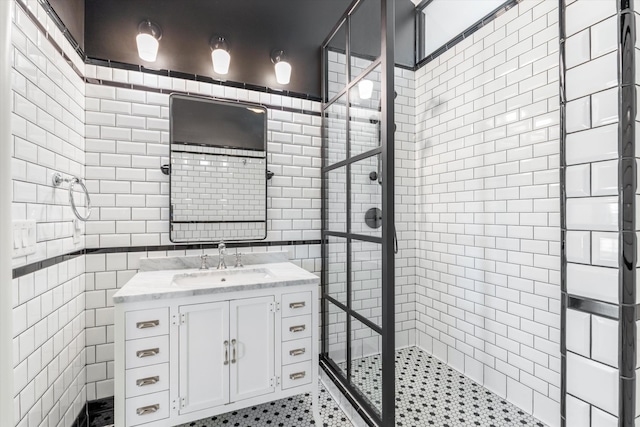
(200, 254, 209, 270)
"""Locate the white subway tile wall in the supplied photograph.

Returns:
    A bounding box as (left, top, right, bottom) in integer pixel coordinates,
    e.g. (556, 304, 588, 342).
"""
(83, 64, 416, 397)
(414, 1, 561, 426)
(563, 0, 623, 425)
(11, 0, 88, 426)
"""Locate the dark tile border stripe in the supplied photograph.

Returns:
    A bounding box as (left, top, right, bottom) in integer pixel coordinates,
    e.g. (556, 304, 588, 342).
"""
(415, 0, 521, 69)
(86, 57, 323, 103)
(12, 239, 322, 279)
(567, 295, 619, 320)
(91, 78, 322, 117)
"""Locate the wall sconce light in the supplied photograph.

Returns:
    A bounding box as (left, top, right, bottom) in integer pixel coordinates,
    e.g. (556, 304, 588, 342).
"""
(271, 50, 291, 85)
(358, 79, 374, 100)
(136, 20, 162, 62)
(210, 36, 231, 75)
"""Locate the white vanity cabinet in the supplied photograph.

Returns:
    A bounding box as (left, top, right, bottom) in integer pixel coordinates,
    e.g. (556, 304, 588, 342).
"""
(113, 265, 319, 427)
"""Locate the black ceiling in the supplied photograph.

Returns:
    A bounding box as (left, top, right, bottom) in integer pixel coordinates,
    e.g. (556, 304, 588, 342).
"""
(50, 0, 416, 97)
(49, 0, 85, 49)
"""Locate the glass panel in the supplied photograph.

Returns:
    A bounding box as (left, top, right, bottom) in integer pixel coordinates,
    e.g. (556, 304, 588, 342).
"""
(349, 65, 382, 158)
(351, 240, 382, 328)
(327, 167, 346, 233)
(327, 236, 347, 305)
(324, 94, 347, 165)
(349, 0, 381, 81)
(325, 301, 348, 376)
(350, 317, 382, 414)
(350, 155, 382, 238)
(325, 21, 348, 102)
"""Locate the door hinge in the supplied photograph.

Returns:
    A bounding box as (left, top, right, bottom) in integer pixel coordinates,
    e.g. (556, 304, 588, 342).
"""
(269, 302, 280, 313)
(270, 376, 280, 387)
(180, 396, 186, 409)
(172, 314, 186, 325)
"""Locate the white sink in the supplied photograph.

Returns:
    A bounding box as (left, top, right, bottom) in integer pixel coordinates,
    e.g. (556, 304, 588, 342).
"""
(172, 268, 274, 288)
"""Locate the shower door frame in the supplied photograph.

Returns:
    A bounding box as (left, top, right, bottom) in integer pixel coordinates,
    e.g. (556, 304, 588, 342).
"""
(319, 0, 395, 425)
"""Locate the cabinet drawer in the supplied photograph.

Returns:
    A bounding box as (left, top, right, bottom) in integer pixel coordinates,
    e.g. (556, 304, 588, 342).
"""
(126, 391, 169, 426)
(281, 315, 312, 342)
(126, 308, 169, 340)
(126, 363, 169, 398)
(282, 360, 312, 390)
(126, 335, 169, 369)
(281, 292, 312, 318)
(282, 338, 312, 366)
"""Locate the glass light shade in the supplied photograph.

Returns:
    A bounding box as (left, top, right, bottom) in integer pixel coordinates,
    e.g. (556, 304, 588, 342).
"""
(358, 79, 374, 100)
(136, 33, 159, 62)
(212, 48, 231, 75)
(274, 61, 292, 85)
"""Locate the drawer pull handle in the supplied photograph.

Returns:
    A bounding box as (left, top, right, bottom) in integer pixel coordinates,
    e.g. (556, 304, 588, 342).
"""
(289, 302, 306, 309)
(136, 348, 159, 358)
(289, 348, 306, 356)
(224, 340, 229, 365)
(136, 404, 160, 416)
(136, 320, 159, 329)
(289, 325, 306, 333)
(290, 371, 306, 380)
(136, 376, 159, 387)
(231, 339, 237, 364)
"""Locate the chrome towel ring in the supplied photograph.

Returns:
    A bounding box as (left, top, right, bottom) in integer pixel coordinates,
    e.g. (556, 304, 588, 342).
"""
(52, 172, 92, 221)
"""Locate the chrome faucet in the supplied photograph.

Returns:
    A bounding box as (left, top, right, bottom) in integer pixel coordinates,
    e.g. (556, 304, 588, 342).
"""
(217, 241, 227, 270)
(200, 254, 210, 270)
(234, 250, 243, 268)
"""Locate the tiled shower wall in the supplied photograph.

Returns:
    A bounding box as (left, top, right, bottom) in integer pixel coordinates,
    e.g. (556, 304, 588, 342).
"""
(414, 1, 560, 425)
(562, 0, 635, 426)
(10, 0, 88, 426)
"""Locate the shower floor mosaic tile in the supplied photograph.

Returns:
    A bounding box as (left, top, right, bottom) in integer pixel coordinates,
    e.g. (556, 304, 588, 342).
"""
(348, 347, 547, 427)
(98, 348, 548, 427)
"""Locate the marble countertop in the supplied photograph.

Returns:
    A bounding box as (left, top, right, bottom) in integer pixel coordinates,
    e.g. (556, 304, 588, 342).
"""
(113, 260, 319, 304)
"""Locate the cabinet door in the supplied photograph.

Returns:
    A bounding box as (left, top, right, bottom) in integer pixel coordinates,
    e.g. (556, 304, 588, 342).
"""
(179, 301, 229, 414)
(229, 296, 275, 402)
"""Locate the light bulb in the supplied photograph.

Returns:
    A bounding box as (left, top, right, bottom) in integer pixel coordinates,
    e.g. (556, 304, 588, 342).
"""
(136, 21, 162, 62)
(275, 61, 291, 85)
(358, 79, 374, 100)
(212, 48, 231, 75)
(136, 33, 159, 62)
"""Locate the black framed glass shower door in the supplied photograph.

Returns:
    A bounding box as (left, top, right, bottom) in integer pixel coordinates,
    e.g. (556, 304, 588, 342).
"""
(320, 0, 395, 425)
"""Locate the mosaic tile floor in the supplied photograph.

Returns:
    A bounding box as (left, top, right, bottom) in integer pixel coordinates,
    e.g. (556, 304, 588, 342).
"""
(348, 347, 547, 427)
(175, 382, 350, 427)
(101, 347, 549, 427)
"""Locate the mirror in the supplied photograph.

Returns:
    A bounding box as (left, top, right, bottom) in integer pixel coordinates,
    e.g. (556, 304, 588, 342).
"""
(169, 94, 267, 242)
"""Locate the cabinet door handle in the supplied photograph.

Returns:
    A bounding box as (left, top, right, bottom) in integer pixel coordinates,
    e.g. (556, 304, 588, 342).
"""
(224, 340, 229, 365)
(289, 371, 306, 380)
(136, 348, 159, 358)
(289, 325, 306, 333)
(136, 320, 159, 329)
(136, 404, 160, 416)
(231, 339, 237, 364)
(289, 302, 306, 309)
(136, 376, 160, 387)
(289, 348, 306, 356)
